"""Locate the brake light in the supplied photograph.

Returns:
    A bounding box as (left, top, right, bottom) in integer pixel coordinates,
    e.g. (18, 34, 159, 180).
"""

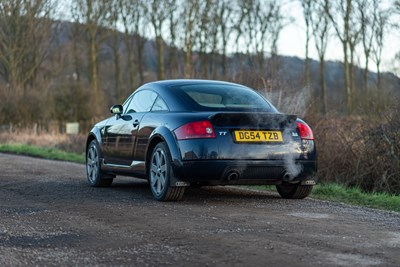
(296, 120, 314, 140)
(174, 120, 216, 140)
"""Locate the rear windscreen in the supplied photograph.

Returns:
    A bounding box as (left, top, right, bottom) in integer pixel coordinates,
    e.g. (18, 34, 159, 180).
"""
(174, 84, 276, 112)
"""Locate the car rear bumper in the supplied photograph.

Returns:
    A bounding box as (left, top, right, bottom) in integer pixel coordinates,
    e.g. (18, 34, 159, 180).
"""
(172, 159, 317, 186)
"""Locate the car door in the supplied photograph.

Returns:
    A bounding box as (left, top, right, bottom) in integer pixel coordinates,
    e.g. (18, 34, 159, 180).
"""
(103, 90, 158, 166)
(134, 95, 170, 161)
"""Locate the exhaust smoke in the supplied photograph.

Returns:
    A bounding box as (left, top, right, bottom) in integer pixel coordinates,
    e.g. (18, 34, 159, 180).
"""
(263, 86, 311, 180)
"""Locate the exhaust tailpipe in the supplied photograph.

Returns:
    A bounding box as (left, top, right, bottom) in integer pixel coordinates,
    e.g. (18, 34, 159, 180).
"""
(226, 170, 240, 181)
(282, 171, 293, 181)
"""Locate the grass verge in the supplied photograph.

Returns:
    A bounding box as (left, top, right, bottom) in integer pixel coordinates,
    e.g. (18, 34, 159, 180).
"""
(311, 183, 400, 213)
(0, 143, 85, 164)
(252, 184, 400, 213)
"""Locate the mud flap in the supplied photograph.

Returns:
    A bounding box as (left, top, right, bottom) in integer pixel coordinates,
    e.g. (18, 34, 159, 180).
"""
(169, 168, 190, 187)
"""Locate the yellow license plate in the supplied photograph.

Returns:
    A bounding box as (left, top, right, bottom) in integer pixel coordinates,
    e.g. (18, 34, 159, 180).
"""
(234, 130, 283, 142)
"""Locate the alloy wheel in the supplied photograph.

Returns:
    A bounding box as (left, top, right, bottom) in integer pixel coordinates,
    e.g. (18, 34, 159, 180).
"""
(87, 143, 99, 183)
(150, 147, 167, 197)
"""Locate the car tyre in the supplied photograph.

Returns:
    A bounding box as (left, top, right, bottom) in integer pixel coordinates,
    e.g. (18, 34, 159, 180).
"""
(149, 142, 185, 201)
(86, 140, 113, 187)
(276, 182, 313, 199)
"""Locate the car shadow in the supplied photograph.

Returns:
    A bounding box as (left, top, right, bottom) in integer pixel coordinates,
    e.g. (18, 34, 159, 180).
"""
(183, 186, 281, 202)
(109, 177, 281, 202)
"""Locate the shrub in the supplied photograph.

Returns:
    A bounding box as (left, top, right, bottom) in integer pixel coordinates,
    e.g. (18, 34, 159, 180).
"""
(311, 100, 400, 195)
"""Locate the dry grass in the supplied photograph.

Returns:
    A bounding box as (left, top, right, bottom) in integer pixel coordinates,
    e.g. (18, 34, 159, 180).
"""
(0, 132, 86, 154)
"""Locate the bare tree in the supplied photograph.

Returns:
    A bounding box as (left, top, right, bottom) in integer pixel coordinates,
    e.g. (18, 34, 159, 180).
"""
(70, 4, 84, 83)
(237, 0, 278, 72)
(108, 2, 122, 102)
(120, 0, 147, 85)
(267, 3, 290, 79)
(392, 52, 400, 77)
(357, 0, 378, 90)
(237, 0, 255, 58)
(325, 0, 353, 113)
(233, 0, 245, 55)
(0, 0, 53, 96)
(371, 8, 391, 91)
(167, 0, 179, 78)
(182, 0, 200, 78)
(148, 0, 171, 80)
(310, 0, 330, 114)
(258, 1, 283, 73)
(71, 0, 109, 114)
(392, 0, 400, 77)
(300, 0, 312, 87)
(347, 4, 363, 96)
(196, 0, 213, 78)
(216, 0, 235, 79)
(208, 3, 221, 79)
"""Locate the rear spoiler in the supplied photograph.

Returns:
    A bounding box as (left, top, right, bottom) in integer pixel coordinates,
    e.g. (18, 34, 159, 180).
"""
(209, 112, 297, 129)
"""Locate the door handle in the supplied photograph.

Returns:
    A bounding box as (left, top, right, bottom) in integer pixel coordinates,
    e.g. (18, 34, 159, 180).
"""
(132, 120, 139, 127)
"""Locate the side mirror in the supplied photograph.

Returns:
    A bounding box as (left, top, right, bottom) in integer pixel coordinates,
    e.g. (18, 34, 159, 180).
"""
(110, 105, 123, 118)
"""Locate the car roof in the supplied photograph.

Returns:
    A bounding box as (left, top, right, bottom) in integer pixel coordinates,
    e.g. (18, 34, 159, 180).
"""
(143, 79, 244, 88)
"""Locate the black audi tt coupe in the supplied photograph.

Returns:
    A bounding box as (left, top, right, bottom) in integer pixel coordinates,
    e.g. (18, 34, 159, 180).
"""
(86, 80, 317, 201)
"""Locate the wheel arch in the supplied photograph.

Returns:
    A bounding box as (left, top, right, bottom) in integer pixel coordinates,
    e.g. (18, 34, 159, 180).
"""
(145, 126, 183, 178)
(86, 128, 103, 157)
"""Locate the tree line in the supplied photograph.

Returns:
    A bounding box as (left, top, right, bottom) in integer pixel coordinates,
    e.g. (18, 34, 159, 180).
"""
(0, 0, 399, 128)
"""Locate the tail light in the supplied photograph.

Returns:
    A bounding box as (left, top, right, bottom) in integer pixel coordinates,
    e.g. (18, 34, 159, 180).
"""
(174, 120, 216, 140)
(296, 120, 314, 140)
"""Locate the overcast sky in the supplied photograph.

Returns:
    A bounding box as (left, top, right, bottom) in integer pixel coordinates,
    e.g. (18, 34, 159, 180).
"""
(277, 1, 400, 73)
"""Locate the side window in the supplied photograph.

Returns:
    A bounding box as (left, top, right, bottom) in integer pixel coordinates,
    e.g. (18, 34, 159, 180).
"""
(125, 90, 157, 113)
(151, 96, 169, 112)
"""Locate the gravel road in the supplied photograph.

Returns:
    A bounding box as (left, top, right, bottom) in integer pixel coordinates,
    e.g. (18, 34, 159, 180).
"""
(0, 153, 399, 266)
